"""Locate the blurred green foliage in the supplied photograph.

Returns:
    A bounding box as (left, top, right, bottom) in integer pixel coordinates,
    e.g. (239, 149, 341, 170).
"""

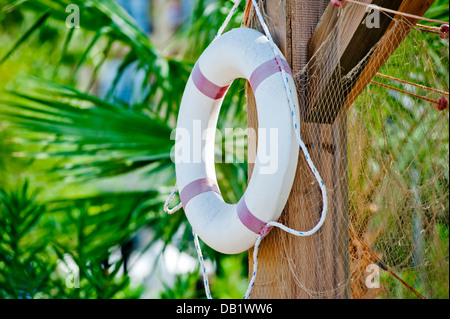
(0, 0, 248, 299)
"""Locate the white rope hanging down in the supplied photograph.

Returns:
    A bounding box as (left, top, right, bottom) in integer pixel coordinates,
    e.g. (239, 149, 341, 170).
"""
(164, 0, 328, 299)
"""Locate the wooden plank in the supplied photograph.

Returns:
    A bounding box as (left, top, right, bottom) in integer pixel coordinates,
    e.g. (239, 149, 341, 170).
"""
(305, 0, 373, 117)
(245, 0, 286, 298)
(243, 0, 435, 299)
(286, 0, 350, 299)
(246, 0, 350, 299)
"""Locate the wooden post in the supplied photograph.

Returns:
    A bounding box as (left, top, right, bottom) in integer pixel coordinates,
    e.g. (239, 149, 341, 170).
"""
(246, 0, 350, 299)
(245, 0, 434, 299)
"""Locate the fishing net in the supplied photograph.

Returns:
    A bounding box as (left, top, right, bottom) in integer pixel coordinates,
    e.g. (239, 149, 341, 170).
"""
(243, 0, 448, 299)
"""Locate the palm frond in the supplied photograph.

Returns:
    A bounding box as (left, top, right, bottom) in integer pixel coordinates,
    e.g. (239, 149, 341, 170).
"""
(0, 0, 251, 299)
(1, 81, 174, 181)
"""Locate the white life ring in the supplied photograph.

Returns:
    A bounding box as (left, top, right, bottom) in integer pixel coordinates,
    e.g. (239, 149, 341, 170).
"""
(175, 28, 299, 254)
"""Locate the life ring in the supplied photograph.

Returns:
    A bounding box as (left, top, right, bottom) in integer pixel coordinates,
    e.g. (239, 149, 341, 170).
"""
(175, 28, 299, 254)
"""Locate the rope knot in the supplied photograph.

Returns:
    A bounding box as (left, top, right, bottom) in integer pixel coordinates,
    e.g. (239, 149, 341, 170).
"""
(259, 222, 274, 238)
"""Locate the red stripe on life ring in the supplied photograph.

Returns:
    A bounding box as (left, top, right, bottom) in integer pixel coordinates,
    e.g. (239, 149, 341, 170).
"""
(192, 62, 230, 100)
(249, 56, 293, 92)
(237, 197, 273, 237)
(180, 177, 222, 209)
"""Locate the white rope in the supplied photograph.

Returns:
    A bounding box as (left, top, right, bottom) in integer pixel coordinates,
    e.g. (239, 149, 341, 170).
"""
(193, 232, 212, 299)
(164, 0, 328, 299)
(163, 184, 182, 215)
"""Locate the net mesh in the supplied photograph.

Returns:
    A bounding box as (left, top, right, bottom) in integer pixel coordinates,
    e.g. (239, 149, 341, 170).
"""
(244, 0, 448, 299)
